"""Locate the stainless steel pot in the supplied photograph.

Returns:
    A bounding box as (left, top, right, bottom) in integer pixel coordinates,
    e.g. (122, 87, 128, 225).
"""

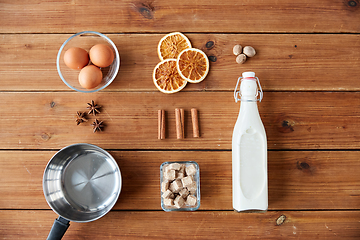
(43, 143, 122, 240)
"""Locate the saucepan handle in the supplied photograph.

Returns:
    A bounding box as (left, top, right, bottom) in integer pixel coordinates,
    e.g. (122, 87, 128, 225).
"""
(47, 216, 70, 240)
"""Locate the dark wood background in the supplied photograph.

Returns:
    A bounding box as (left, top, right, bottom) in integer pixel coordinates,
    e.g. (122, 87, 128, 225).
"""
(0, 0, 359, 239)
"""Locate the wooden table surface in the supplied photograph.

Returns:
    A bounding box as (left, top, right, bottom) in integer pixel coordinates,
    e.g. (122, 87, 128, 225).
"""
(1, 0, 360, 239)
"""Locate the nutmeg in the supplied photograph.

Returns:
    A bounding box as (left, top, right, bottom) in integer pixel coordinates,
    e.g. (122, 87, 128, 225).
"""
(236, 54, 247, 64)
(233, 44, 242, 56)
(243, 46, 256, 57)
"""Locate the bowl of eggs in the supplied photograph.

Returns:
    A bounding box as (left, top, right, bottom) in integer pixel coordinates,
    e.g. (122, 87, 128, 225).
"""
(57, 31, 120, 93)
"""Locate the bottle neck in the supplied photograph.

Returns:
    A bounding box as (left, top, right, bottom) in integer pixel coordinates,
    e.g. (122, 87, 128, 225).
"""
(240, 79, 258, 102)
(240, 99, 258, 112)
(239, 78, 259, 116)
(237, 97, 260, 123)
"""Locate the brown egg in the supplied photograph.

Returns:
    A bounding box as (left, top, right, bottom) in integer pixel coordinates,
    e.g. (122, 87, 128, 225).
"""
(64, 47, 89, 70)
(78, 65, 103, 89)
(89, 44, 114, 68)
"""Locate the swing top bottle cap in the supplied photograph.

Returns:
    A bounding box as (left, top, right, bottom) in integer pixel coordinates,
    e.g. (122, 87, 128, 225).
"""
(242, 71, 255, 79)
(240, 71, 257, 99)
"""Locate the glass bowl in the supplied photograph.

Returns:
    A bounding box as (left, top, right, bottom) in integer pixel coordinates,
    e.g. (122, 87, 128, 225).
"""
(160, 161, 200, 211)
(56, 31, 120, 93)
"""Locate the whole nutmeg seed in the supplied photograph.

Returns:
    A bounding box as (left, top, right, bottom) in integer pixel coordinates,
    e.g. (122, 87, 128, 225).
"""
(236, 53, 247, 64)
(243, 46, 256, 57)
(233, 44, 242, 56)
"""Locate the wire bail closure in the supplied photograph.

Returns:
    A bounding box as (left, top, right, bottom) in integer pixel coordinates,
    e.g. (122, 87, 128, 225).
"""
(234, 76, 263, 103)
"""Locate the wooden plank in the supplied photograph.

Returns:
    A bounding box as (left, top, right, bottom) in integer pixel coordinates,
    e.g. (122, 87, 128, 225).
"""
(0, 92, 359, 150)
(0, 0, 359, 33)
(0, 34, 359, 91)
(0, 210, 359, 239)
(1, 151, 359, 210)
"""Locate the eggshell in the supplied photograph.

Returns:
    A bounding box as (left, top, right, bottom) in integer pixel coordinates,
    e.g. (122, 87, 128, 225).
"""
(64, 47, 89, 70)
(78, 65, 103, 89)
(89, 44, 114, 68)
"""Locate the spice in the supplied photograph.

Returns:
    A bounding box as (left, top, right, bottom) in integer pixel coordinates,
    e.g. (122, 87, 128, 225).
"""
(233, 44, 256, 63)
(75, 111, 87, 125)
(91, 119, 104, 133)
(158, 110, 166, 140)
(233, 44, 242, 56)
(243, 46, 256, 57)
(236, 54, 247, 64)
(191, 108, 200, 138)
(276, 215, 286, 226)
(175, 108, 184, 139)
(87, 100, 101, 116)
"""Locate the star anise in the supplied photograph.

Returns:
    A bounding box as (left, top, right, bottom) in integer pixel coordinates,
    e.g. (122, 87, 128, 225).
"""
(87, 100, 101, 116)
(91, 119, 104, 133)
(75, 111, 87, 125)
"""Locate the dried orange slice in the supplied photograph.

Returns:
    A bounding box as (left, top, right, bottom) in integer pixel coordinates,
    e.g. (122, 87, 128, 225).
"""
(153, 59, 188, 94)
(177, 48, 209, 83)
(158, 32, 192, 61)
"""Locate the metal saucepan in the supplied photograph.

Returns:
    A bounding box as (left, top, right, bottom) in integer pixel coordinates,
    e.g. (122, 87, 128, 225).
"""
(43, 143, 122, 240)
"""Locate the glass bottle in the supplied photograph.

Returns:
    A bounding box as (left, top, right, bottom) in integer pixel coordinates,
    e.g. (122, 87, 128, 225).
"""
(232, 71, 268, 212)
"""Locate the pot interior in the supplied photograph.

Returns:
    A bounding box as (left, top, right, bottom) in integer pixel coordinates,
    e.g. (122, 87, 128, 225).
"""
(43, 144, 122, 222)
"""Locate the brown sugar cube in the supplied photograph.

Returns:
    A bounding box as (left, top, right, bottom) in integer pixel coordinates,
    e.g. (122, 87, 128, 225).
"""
(162, 189, 174, 199)
(168, 163, 182, 171)
(181, 176, 194, 188)
(176, 172, 184, 179)
(161, 180, 170, 192)
(163, 198, 174, 207)
(164, 169, 176, 181)
(169, 179, 183, 193)
(186, 195, 197, 206)
(174, 195, 185, 208)
(179, 164, 185, 174)
(179, 188, 190, 199)
(185, 164, 197, 176)
(187, 182, 197, 194)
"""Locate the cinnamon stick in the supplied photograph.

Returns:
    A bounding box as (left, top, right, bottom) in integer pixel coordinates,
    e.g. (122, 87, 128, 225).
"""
(175, 108, 184, 139)
(158, 110, 165, 139)
(191, 108, 200, 138)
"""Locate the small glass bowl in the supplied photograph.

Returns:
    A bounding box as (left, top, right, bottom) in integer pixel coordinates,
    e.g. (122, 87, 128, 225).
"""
(160, 161, 200, 211)
(56, 31, 120, 93)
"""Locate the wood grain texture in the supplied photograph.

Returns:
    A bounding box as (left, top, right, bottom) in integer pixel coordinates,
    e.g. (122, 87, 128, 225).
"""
(1, 1, 359, 239)
(0, 92, 359, 150)
(1, 210, 359, 239)
(0, 0, 359, 34)
(0, 34, 359, 91)
(1, 151, 359, 210)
